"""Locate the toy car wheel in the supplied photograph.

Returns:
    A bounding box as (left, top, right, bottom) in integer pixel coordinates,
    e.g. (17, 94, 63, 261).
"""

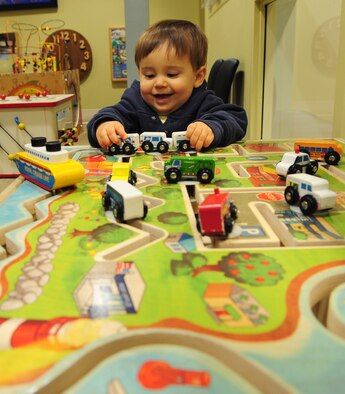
(197, 168, 214, 184)
(102, 192, 111, 210)
(195, 215, 202, 234)
(307, 161, 319, 175)
(299, 195, 317, 215)
(157, 141, 169, 153)
(165, 168, 182, 183)
(142, 203, 148, 219)
(324, 151, 340, 165)
(178, 140, 191, 152)
(284, 186, 299, 205)
(129, 170, 137, 185)
(141, 141, 153, 152)
(230, 203, 238, 220)
(113, 203, 124, 222)
(108, 144, 120, 155)
(288, 164, 302, 174)
(122, 142, 135, 155)
(224, 216, 234, 235)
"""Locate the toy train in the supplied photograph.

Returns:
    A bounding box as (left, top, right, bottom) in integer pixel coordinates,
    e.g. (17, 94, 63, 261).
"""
(8, 137, 85, 191)
(107, 131, 192, 156)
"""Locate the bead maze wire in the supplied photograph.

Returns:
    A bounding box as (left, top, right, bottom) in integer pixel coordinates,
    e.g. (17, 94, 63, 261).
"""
(8, 19, 65, 73)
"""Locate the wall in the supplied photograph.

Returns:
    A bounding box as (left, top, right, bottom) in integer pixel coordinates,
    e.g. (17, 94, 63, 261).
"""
(204, 0, 345, 140)
(262, 0, 342, 139)
(293, 0, 340, 117)
(0, 0, 125, 115)
(2, 1, 343, 141)
(333, 0, 345, 136)
(0, 0, 201, 123)
(204, 0, 259, 139)
(149, 0, 201, 25)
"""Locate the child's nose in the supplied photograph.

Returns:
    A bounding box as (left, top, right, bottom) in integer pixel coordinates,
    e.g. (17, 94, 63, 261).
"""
(154, 76, 168, 87)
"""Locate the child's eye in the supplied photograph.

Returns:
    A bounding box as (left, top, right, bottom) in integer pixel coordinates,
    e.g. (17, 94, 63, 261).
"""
(167, 73, 178, 78)
(144, 74, 155, 79)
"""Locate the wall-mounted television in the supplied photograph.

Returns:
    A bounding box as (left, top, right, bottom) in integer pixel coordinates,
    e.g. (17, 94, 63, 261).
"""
(0, 0, 58, 12)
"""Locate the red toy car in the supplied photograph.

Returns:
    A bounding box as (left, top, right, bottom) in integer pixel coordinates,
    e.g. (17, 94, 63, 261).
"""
(196, 188, 238, 237)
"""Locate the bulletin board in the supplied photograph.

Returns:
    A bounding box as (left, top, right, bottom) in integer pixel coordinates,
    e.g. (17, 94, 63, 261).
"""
(109, 27, 127, 81)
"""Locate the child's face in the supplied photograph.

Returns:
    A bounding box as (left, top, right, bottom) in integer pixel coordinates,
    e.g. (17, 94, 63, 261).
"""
(138, 43, 206, 116)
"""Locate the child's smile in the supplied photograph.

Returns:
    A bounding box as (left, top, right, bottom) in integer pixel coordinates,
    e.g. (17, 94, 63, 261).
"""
(153, 93, 173, 104)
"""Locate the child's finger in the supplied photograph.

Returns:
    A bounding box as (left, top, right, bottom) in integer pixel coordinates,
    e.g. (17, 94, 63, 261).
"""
(189, 128, 202, 148)
(99, 133, 112, 148)
(203, 132, 214, 148)
(186, 123, 196, 139)
(115, 122, 128, 140)
(194, 134, 206, 151)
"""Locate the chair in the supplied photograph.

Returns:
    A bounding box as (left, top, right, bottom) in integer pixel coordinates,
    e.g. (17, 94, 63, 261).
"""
(207, 58, 240, 103)
(232, 70, 244, 107)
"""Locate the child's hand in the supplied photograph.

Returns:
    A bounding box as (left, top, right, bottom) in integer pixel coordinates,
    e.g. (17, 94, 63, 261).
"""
(186, 122, 214, 151)
(96, 121, 128, 148)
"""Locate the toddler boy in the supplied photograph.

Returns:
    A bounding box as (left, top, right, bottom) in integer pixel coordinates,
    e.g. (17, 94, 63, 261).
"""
(88, 19, 247, 151)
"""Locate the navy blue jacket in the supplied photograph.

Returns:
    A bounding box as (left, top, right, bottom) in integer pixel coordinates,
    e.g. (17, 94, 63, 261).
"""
(87, 80, 247, 149)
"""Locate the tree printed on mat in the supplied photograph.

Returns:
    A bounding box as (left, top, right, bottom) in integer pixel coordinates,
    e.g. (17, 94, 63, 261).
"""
(218, 252, 285, 286)
(171, 251, 285, 287)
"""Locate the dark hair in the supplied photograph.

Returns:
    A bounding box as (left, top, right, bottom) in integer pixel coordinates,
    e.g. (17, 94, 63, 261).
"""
(135, 19, 208, 70)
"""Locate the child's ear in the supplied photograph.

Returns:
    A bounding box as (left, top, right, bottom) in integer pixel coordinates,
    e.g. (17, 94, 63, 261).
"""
(194, 66, 207, 88)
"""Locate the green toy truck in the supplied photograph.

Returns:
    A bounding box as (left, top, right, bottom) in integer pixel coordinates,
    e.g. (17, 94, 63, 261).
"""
(164, 156, 215, 184)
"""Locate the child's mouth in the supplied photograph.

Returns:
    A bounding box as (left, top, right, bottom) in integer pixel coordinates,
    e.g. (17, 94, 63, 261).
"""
(155, 94, 172, 99)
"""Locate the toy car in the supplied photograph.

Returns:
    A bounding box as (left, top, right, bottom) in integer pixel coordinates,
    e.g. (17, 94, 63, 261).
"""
(284, 173, 336, 215)
(294, 140, 343, 165)
(102, 180, 148, 222)
(164, 156, 215, 184)
(107, 134, 140, 156)
(171, 131, 192, 152)
(140, 132, 172, 153)
(110, 162, 137, 185)
(276, 151, 318, 177)
(196, 188, 238, 237)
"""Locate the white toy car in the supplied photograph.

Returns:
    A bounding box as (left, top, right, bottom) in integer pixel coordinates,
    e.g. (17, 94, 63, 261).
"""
(139, 132, 172, 153)
(276, 151, 318, 177)
(102, 180, 148, 222)
(171, 131, 192, 152)
(107, 134, 140, 156)
(284, 173, 336, 215)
